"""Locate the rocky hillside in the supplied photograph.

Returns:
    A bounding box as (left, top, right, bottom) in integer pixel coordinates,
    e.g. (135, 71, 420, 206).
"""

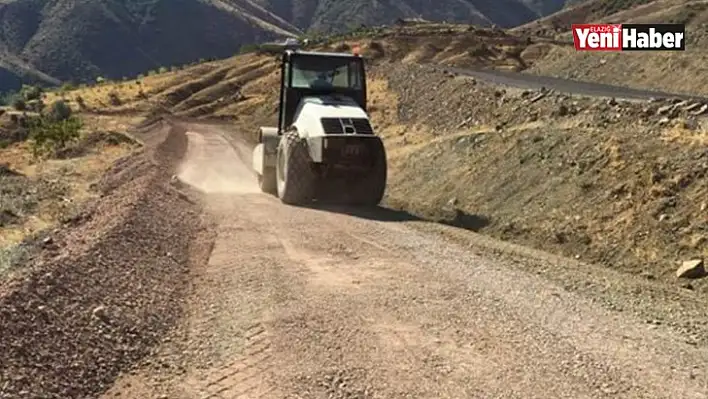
(0, 0, 577, 93)
(513, 0, 656, 36)
(0, 0, 299, 92)
(522, 0, 708, 96)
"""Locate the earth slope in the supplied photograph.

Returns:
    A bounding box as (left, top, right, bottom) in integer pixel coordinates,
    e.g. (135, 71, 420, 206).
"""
(0, 0, 579, 92)
(3, 23, 708, 398)
(517, 0, 708, 96)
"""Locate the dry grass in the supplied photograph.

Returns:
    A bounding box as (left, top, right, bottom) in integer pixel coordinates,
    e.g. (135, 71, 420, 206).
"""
(660, 118, 708, 146)
(0, 116, 139, 249)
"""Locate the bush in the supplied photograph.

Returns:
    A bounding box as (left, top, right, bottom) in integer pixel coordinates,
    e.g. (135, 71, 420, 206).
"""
(75, 95, 87, 110)
(47, 100, 72, 122)
(158, 66, 168, 74)
(333, 43, 351, 52)
(108, 91, 121, 106)
(20, 85, 42, 101)
(96, 76, 106, 85)
(0, 91, 15, 106)
(28, 99, 45, 113)
(28, 115, 82, 157)
(12, 98, 27, 111)
(61, 82, 76, 92)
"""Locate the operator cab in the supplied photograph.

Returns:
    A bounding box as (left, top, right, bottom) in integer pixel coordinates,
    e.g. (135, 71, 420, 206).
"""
(277, 49, 367, 133)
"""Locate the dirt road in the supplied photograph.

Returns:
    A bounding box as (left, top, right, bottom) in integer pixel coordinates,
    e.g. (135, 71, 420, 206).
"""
(106, 125, 708, 399)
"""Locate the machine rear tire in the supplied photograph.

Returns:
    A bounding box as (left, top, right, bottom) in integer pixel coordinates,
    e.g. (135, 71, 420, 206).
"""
(276, 130, 315, 205)
(258, 167, 277, 195)
(350, 138, 387, 206)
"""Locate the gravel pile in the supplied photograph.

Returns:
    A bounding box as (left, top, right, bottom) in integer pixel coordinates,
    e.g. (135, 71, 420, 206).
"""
(0, 119, 209, 398)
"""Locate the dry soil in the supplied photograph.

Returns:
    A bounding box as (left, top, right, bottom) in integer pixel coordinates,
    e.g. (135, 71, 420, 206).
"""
(97, 122, 708, 399)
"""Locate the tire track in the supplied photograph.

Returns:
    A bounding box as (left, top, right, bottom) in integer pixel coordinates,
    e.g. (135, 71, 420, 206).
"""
(107, 125, 708, 399)
(194, 323, 275, 399)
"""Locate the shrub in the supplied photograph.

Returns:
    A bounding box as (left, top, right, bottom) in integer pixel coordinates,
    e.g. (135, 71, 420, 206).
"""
(0, 91, 18, 106)
(47, 100, 72, 122)
(12, 98, 27, 111)
(28, 115, 82, 157)
(20, 85, 42, 101)
(96, 76, 106, 85)
(158, 66, 168, 74)
(75, 95, 87, 109)
(108, 91, 121, 106)
(333, 43, 351, 52)
(28, 99, 45, 113)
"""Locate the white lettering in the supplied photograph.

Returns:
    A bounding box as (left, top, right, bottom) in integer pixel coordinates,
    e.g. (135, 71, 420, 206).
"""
(623, 28, 636, 48)
(674, 32, 684, 47)
(579, 31, 618, 48)
(637, 32, 648, 48)
(575, 28, 589, 48)
(663, 33, 674, 47)
(623, 28, 685, 49)
(651, 29, 664, 47)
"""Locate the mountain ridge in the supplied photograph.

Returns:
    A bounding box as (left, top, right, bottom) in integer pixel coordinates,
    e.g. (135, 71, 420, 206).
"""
(0, 0, 598, 93)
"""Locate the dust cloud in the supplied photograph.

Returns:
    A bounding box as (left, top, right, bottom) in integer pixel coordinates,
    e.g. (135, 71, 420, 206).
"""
(177, 131, 260, 194)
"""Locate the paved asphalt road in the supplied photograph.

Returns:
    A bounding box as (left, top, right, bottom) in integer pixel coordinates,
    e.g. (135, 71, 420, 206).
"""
(440, 66, 708, 101)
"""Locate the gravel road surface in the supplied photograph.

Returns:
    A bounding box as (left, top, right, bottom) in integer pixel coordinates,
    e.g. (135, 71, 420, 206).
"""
(106, 124, 708, 399)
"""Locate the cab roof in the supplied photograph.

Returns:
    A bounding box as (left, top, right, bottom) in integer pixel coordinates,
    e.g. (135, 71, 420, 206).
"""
(285, 49, 362, 59)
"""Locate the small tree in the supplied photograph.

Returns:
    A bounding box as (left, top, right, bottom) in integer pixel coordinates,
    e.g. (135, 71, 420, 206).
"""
(28, 116, 82, 157)
(48, 100, 72, 122)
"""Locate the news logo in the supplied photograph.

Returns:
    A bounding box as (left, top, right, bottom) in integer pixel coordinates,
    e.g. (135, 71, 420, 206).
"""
(572, 24, 685, 51)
